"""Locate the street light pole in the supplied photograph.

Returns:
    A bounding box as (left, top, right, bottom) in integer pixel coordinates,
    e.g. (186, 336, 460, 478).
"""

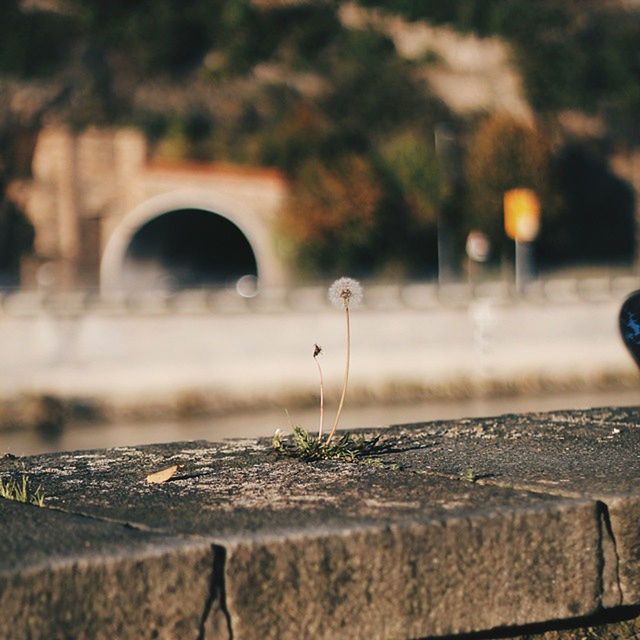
(515, 240, 533, 295)
(504, 188, 540, 296)
(434, 123, 456, 287)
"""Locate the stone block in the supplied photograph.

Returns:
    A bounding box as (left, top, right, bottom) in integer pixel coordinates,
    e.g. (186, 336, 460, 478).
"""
(222, 500, 601, 640)
(376, 406, 640, 605)
(0, 499, 214, 640)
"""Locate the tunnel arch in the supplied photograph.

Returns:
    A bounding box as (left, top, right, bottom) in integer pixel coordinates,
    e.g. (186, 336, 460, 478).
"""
(100, 190, 278, 291)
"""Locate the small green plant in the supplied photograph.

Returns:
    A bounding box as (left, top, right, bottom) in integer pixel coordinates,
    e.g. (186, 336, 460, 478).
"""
(363, 458, 401, 471)
(273, 277, 382, 463)
(273, 426, 383, 462)
(463, 467, 478, 483)
(0, 473, 45, 507)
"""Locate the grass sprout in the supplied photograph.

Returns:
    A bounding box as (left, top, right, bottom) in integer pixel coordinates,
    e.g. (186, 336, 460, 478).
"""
(0, 473, 45, 507)
(272, 425, 384, 463)
(463, 467, 478, 483)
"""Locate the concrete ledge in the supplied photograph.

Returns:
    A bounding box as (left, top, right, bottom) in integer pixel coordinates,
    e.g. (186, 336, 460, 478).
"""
(1, 406, 640, 639)
(0, 499, 214, 639)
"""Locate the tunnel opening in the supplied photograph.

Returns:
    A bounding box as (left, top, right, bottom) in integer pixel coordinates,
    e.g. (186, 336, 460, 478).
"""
(122, 208, 258, 290)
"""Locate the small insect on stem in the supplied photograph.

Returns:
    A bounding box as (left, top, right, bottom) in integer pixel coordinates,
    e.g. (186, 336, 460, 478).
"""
(313, 344, 325, 439)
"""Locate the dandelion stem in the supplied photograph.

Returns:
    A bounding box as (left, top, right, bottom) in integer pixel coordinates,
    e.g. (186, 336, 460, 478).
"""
(327, 306, 350, 443)
(315, 352, 325, 439)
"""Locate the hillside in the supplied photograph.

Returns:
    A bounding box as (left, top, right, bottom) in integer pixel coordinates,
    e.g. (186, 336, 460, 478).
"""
(0, 0, 638, 279)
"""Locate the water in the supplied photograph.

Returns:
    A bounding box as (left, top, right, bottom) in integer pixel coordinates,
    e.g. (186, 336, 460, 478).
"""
(3, 388, 638, 457)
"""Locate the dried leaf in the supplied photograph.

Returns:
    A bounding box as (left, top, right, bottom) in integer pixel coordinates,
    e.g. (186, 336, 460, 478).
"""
(146, 465, 178, 484)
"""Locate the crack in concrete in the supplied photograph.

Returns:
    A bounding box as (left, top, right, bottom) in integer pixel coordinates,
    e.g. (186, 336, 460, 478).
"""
(0, 494, 163, 538)
(597, 501, 624, 608)
(198, 545, 233, 640)
(434, 604, 640, 640)
(36, 500, 159, 533)
(1, 497, 236, 640)
(414, 469, 626, 611)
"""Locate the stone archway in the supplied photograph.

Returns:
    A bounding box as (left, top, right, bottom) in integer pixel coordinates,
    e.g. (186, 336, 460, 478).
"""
(122, 209, 257, 290)
(100, 189, 283, 291)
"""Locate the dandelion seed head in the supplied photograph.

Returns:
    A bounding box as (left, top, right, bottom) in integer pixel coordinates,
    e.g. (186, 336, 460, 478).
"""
(328, 277, 363, 309)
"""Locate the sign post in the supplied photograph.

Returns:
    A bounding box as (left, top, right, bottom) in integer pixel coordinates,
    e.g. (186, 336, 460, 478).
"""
(434, 123, 457, 286)
(465, 230, 490, 287)
(503, 188, 540, 294)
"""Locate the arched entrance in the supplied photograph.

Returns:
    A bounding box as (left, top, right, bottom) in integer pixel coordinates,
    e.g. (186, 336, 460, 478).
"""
(123, 209, 257, 290)
(100, 190, 282, 292)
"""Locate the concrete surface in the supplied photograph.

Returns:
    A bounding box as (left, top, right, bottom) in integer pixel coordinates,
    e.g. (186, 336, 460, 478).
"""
(372, 406, 640, 606)
(0, 498, 214, 640)
(1, 406, 640, 639)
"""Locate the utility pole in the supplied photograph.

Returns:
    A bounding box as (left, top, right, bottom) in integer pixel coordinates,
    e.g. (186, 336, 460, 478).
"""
(504, 188, 541, 295)
(434, 123, 457, 286)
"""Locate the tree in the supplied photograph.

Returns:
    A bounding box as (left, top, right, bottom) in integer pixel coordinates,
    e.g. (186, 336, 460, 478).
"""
(378, 131, 443, 226)
(463, 113, 551, 258)
(279, 153, 384, 276)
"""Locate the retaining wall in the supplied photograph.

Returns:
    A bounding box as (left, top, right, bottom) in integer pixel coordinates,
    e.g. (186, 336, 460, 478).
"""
(0, 281, 638, 404)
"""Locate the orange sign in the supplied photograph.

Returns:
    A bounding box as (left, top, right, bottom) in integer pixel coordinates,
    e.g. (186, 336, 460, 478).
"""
(504, 188, 540, 242)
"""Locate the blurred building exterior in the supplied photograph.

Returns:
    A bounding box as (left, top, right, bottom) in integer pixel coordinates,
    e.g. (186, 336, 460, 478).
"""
(14, 127, 288, 290)
(11, 121, 640, 291)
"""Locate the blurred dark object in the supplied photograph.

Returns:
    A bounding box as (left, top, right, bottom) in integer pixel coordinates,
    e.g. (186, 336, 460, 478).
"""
(0, 394, 66, 440)
(0, 175, 34, 288)
(619, 290, 640, 369)
(539, 143, 636, 268)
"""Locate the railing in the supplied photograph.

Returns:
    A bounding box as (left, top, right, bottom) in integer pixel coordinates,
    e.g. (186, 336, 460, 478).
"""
(0, 275, 638, 317)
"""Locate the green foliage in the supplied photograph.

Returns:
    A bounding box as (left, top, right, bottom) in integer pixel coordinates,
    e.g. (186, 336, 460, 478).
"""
(320, 29, 432, 138)
(253, 98, 334, 172)
(3, 0, 637, 274)
(378, 131, 443, 226)
(514, 9, 640, 117)
(67, 0, 224, 76)
(274, 117, 449, 276)
(0, 1, 77, 77)
(272, 426, 384, 463)
(279, 153, 384, 275)
(0, 1, 452, 278)
(0, 473, 45, 508)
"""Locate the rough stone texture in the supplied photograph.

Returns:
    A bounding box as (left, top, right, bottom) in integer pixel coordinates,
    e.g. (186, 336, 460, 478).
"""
(0, 435, 608, 640)
(2, 406, 640, 639)
(364, 406, 640, 605)
(0, 499, 214, 639)
(222, 502, 600, 640)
